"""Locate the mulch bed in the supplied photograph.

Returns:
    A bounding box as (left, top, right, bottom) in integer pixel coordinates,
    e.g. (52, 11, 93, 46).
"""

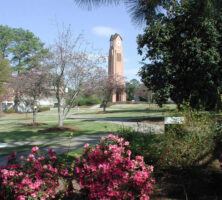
(97, 111, 111, 114)
(37, 126, 80, 133)
(127, 117, 164, 125)
(23, 123, 48, 126)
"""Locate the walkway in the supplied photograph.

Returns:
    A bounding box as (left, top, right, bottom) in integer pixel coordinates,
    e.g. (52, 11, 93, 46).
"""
(0, 133, 109, 166)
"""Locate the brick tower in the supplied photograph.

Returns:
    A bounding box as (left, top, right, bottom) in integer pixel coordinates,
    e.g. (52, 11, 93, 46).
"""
(108, 33, 126, 102)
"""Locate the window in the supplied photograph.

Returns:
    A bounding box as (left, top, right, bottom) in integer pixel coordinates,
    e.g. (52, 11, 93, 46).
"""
(117, 53, 121, 62)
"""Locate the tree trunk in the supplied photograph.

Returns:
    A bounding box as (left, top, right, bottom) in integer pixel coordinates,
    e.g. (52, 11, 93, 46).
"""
(58, 102, 64, 127)
(14, 95, 19, 112)
(33, 109, 37, 123)
(103, 100, 107, 112)
(58, 106, 64, 127)
(32, 99, 37, 123)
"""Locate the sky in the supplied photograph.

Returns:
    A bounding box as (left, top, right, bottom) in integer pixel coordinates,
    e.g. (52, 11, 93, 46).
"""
(0, 0, 145, 81)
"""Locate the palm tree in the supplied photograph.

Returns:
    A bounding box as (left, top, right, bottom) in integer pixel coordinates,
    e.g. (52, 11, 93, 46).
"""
(74, 0, 222, 23)
(74, 0, 164, 24)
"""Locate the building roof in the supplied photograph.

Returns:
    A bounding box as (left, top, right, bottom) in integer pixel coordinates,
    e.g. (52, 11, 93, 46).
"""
(110, 33, 123, 41)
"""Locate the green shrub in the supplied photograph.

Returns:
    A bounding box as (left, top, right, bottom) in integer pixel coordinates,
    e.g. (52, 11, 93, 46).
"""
(119, 106, 218, 170)
(158, 107, 217, 169)
(76, 95, 100, 106)
(118, 127, 162, 166)
(38, 106, 50, 112)
(3, 108, 14, 113)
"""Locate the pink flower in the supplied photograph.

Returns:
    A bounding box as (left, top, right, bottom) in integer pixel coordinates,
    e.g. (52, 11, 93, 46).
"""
(127, 150, 132, 157)
(31, 146, 39, 153)
(20, 156, 24, 160)
(31, 192, 37, 198)
(84, 143, 90, 148)
(17, 195, 26, 200)
(75, 134, 154, 200)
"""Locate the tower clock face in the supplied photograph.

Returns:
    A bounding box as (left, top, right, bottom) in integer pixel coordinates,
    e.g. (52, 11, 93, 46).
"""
(116, 40, 121, 46)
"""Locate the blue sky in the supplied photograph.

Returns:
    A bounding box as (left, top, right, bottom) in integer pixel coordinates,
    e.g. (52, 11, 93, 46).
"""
(0, 0, 144, 81)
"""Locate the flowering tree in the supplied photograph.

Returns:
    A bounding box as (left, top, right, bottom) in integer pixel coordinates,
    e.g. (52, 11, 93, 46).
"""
(48, 25, 106, 126)
(9, 69, 48, 123)
(91, 69, 126, 111)
(22, 70, 49, 123)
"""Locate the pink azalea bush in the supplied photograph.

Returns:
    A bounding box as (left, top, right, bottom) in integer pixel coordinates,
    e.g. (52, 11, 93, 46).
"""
(75, 134, 154, 200)
(0, 147, 70, 200)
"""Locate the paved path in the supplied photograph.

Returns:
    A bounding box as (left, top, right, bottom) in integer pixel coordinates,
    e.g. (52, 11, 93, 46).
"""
(0, 133, 109, 166)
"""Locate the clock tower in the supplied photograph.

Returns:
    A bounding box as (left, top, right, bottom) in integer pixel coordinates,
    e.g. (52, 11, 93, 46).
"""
(108, 33, 126, 102)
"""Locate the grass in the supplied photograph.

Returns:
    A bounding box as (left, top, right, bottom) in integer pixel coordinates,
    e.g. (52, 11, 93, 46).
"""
(68, 103, 176, 118)
(0, 120, 121, 143)
(0, 103, 174, 159)
(0, 104, 174, 143)
(1, 103, 171, 156)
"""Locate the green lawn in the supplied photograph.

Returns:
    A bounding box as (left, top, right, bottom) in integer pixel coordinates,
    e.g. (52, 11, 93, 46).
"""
(0, 103, 175, 156)
(69, 103, 176, 118)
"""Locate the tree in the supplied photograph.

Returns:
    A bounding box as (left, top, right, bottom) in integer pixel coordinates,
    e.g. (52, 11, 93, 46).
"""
(48, 26, 105, 127)
(138, 0, 222, 110)
(94, 72, 125, 111)
(74, 0, 165, 24)
(0, 25, 49, 74)
(0, 25, 49, 111)
(126, 79, 140, 101)
(9, 67, 49, 122)
(0, 55, 10, 97)
(23, 70, 49, 123)
(135, 84, 153, 102)
(0, 25, 14, 58)
(0, 54, 11, 112)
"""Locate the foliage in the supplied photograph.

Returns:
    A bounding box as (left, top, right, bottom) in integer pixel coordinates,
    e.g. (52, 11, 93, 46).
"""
(38, 106, 51, 112)
(3, 108, 14, 114)
(120, 106, 218, 169)
(9, 70, 49, 121)
(118, 127, 162, 167)
(135, 84, 153, 103)
(74, 0, 169, 25)
(0, 147, 70, 200)
(94, 72, 126, 112)
(126, 79, 140, 101)
(0, 55, 11, 97)
(138, 0, 222, 110)
(76, 94, 100, 106)
(75, 134, 154, 200)
(0, 25, 49, 74)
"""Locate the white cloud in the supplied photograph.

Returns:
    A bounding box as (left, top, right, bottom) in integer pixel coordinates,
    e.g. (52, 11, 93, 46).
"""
(92, 26, 118, 37)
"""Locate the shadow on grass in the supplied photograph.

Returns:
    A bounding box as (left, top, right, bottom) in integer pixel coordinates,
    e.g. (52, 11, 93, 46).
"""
(67, 116, 165, 123)
(74, 109, 169, 116)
